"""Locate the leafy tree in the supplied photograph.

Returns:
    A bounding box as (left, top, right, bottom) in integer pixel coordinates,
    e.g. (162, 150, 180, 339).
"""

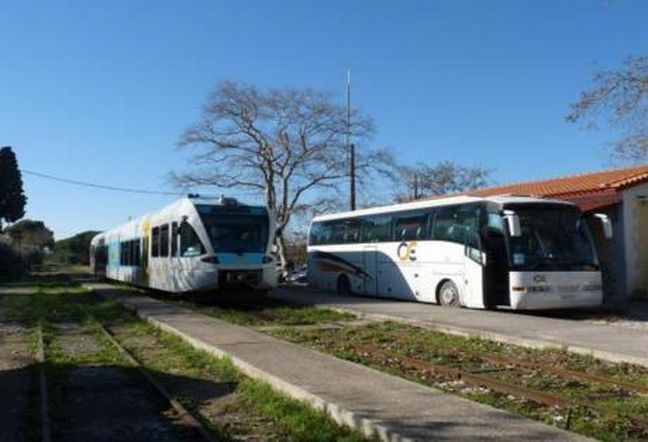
(0, 242, 25, 276)
(47, 230, 100, 265)
(174, 82, 393, 268)
(0, 146, 27, 230)
(4, 219, 54, 267)
(567, 56, 648, 164)
(5, 219, 54, 250)
(399, 161, 492, 201)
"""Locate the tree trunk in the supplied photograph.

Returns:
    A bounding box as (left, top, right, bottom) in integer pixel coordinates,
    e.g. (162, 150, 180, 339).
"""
(275, 231, 289, 272)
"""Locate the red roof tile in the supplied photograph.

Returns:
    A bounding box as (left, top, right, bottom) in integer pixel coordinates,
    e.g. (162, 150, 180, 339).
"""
(467, 164, 648, 199)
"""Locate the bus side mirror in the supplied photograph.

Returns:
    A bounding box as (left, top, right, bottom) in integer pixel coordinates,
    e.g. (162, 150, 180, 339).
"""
(594, 213, 613, 239)
(503, 210, 522, 237)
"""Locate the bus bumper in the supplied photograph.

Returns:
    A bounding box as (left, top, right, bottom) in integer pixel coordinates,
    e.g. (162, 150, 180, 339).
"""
(509, 271, 604, 310)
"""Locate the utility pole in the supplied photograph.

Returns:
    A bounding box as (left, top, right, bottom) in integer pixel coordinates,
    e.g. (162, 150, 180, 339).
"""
(347, 69, 356, 211)
(413, 174, 419, 200)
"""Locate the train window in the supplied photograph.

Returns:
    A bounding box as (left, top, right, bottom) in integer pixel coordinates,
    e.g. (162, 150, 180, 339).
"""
(134, 240, 141, 266)
(180, 222, 205, 257)
(152, 227, 160, 257)
(160, 224, 169, 257)
(171, 222, 178, 257)
(121, 241, 131, 266)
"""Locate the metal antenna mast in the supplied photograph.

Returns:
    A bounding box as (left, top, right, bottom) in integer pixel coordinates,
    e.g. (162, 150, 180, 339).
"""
(347, 69, 356, 211)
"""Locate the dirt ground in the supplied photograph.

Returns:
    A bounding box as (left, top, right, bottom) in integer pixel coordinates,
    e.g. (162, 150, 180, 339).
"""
(0, 295, 37, 442)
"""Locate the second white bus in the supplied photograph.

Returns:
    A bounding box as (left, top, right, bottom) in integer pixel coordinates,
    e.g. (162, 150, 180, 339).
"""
(307, 195, 612, 310)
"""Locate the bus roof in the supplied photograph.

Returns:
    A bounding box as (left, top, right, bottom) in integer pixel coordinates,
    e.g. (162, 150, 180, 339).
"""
(312, 194, 576, 222)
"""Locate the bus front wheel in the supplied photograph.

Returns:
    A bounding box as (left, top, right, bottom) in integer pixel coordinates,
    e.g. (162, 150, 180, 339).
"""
(438, 280, 460, 307)
(336, 274, 352, 295)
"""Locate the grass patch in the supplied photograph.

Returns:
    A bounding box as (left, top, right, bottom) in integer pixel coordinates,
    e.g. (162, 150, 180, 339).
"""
(271, 321, 648, 442)
(4, 283, 371, 442)
(173, 297, 356, 327)
(110, 317, 370, 441)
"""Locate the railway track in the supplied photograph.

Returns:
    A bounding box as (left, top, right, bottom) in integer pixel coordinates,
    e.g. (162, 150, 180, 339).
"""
(184, 294, 648, 435)
(81, 308, 218, 442)
(351, 341, 648, 435)
(386, 329, 648, 395)
(36, 324, 51, 442)
(36, 311, 218, 442)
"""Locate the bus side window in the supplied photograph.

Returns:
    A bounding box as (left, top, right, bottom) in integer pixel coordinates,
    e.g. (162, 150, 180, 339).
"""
(342, 220, 359, 244)
(433, 206, 459, 243)
(180, 222, 206, 257)
(361, 215, 392, 243)
(394, 211, 428, 241)
(309, 222, 322, 245)
(487, 213, 504, 233)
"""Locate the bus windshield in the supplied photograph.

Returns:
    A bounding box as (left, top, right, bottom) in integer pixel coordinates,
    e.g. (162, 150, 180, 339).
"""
(506, 206, 597, 271)
(200, 214, 269, 253)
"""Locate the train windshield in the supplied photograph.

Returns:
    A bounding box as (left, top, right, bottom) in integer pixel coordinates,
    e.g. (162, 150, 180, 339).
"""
(199, 211, 269, 253)
(505, 205, 598, 271)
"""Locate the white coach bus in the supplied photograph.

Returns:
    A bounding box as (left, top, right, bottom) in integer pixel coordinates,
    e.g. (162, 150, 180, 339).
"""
(90, 196, 277, 294)
(307, 195, 613, 310)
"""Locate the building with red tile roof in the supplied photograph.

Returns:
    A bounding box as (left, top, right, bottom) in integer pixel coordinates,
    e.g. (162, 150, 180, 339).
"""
(466, 164, 648, 212)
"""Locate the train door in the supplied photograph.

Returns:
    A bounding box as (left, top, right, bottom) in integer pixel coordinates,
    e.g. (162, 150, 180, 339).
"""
(363, 245, 378, 296)
(169, 222, 181, 291)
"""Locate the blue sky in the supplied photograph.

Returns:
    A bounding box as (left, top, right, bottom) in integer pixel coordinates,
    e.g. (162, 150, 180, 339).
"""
(1, 0, 646, 238)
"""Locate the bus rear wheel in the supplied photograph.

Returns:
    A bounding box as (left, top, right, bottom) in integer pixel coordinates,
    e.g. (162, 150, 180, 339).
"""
(438, 280, 460, 307)
(336, 274, 352, 295)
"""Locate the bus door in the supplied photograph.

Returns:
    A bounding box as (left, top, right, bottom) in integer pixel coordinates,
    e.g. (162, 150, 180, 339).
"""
(463, 231, 485, 308)
(363, 245, 378, 296)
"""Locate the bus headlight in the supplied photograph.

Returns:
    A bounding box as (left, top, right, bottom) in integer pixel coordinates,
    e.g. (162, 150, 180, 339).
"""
(262, 256, 274, 263)
(512, 285, 551, 293)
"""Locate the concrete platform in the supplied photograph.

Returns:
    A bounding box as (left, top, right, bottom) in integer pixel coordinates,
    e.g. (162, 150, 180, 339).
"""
(272, 287, 648, 368)
(87, 282, 587, 442)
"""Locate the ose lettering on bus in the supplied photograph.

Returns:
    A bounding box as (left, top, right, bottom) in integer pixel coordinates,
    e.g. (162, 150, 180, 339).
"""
(397, 241, 417, 262)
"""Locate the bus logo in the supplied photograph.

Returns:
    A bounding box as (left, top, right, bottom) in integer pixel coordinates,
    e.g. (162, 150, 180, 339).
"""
(397, 241, 417, 262)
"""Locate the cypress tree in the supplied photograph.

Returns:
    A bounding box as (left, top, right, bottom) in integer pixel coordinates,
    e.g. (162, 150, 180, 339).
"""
(0, 146, 27, 231)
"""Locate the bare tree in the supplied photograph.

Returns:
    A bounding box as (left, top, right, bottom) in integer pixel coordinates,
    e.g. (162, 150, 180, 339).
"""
(174, 81, 392, 268)
(567, 56, 648, 164)
(398, 161, 492, 201)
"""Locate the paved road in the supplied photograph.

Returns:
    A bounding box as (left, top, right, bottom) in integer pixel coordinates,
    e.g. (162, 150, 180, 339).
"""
(272, 287, 648, 367)
(89, 282, 587, 442)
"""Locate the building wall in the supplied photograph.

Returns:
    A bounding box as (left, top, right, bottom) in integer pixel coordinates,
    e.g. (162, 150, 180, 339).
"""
(621, 181, 648, 299)
(590, 203, 626, 301)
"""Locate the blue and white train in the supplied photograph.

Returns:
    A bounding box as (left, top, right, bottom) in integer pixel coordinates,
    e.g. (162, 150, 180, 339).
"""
(90, 196, 278, 293)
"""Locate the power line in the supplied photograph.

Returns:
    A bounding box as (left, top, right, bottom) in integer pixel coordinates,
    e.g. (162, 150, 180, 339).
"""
(22, 169, 184, 196)
(22, 169, 264, 198)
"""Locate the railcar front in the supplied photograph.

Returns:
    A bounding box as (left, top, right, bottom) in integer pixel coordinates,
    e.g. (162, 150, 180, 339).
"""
(90, 196, 277, 294)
